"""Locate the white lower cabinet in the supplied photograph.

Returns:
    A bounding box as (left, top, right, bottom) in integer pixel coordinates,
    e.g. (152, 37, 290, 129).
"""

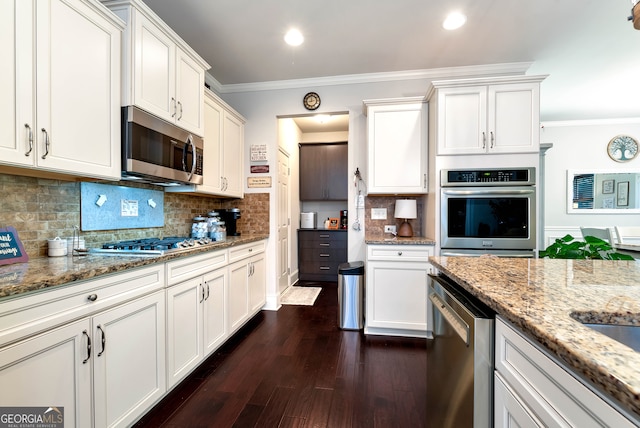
(165, 266, 228, 389)
(93, 291, 166, 428)
(0, 318, 93, 427)
(228, 241, 267, 334)
(0, 282, 166, 428)
(365, 244, 434, 337)
(494, 317, 639, 428)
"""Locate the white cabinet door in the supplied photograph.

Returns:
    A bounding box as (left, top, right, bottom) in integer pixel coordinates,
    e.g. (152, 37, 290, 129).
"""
(488, 83, 540, 154)
(494, 372, 542, 428)
(176, 47, 205, 136)
(366, 260, 428, 334)
(365, 99, 428, 194)
(0, 0, 33, 166)
(0, 318, 92, 428)
(1, 0, 121, 180)
(199, 93, 224, 193)
(248, 254, 266, 313)
(436, 86, 487, 155)
(222, 111, 245, 198)
(133, 11, 175, 124)
(166, 277, 203, 389)
(203, 267, 228, 355)
(93, 291, 166, 428)
(228, 260, 249, 334)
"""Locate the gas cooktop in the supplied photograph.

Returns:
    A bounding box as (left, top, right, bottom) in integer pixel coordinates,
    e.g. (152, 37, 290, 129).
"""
(89, 237, 215, 256)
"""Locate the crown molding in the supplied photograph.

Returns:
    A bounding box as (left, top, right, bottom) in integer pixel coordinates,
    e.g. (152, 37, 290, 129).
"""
(541, 117, 640, 127)
(206, 62, 533, 94)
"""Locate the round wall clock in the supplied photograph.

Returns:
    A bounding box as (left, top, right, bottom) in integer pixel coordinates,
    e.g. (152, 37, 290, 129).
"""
(303, 92, 320, 110)
(607, 135, 639, 162)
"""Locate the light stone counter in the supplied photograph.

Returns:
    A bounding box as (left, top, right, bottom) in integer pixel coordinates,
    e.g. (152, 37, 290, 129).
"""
(365, 234, 436, 245)
(0, 234, 268, 300)
(429, 256, 640, 420)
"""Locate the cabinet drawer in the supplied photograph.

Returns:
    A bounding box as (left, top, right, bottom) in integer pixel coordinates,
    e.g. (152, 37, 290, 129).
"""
(300, 238, 347, 250)
(299, 248, 346, 262)
(299, 230, 347, 242)
(367, 244, 434, 262)
(166, 249, 228, 286)
(495, 317, 637, 427)
(0, 265, 164, 347)
(228, 240, 266, 263)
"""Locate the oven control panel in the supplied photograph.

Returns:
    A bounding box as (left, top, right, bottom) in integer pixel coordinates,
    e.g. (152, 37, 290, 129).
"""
(441, 167, 535, 186)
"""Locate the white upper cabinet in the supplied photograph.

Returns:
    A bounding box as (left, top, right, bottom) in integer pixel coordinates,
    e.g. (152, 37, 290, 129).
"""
(427, 75, 546, 156)
(166, 89, 245, 198)
(104, 0, 210, 137)
(0, 0, 123, 180)
(363, 97, 428, 194)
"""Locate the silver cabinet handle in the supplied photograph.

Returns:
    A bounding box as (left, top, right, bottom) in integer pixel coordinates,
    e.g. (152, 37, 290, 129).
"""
(320, 253, 330, 257)
(177, 101, 183, 120)
(171, 97, 176, 117)
(320, 266, 330, 270)
(97, 325, 106, 357)
(82, 330, 91, 364)
(41, 128, 49, 159)
(87, 294, 98, 302)
(24, 124, 33, 156)
(319, 234, 330, 238)
(490, 131, 495, 148)
(200, 283, 205, 303)
(320, 243, 330, 247)
(482, 131, 486, 149)
(206, 282, 210, 300)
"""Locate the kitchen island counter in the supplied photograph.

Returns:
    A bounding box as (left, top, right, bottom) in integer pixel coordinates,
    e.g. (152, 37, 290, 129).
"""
(0, 234, 269, 300)
(429, 256, 640, 421)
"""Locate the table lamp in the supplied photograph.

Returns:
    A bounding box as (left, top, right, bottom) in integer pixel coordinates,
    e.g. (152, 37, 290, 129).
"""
(394, 199, 417, 237)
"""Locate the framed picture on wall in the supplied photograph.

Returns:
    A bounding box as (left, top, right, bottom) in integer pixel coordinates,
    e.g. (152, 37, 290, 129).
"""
(617, 181, 630, 206)
(602, 179, 615, 194)
(602, 197, 615, 209)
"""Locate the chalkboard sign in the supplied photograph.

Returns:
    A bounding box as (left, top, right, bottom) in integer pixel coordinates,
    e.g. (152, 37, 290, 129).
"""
(0, 227, 29, 266)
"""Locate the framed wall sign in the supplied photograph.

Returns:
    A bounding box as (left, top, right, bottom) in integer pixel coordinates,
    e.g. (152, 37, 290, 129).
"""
(602, 179, 614, 194)
(327, 218, 340, 230)
(617, 181, 630, 206)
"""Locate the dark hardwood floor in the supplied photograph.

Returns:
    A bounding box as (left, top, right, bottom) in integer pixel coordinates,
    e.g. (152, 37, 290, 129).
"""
(134, 281, 427, 428)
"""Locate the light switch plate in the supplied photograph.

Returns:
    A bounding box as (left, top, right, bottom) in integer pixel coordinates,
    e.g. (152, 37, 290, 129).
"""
(371, 208, 387, 220)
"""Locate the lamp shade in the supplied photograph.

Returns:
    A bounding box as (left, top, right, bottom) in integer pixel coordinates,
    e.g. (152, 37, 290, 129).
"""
(394, 199, 417, 219)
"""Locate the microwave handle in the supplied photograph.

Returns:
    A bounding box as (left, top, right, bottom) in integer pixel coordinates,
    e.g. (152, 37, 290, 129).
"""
(182, 135, 196, 180)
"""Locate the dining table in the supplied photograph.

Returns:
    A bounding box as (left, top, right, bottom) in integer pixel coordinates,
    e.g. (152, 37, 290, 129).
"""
(616, 243, 640, 259)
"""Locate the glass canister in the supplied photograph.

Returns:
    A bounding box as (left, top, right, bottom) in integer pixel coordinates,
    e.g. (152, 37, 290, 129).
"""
(191, 215, 208, 238)
(215, 221, 226, 242)
(207, 211, 221, 239)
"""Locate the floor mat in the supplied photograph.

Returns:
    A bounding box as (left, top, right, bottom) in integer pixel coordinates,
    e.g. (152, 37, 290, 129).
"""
(281, 286, 322, 306)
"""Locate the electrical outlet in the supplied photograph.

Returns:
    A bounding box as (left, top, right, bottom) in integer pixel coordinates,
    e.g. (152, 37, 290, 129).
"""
(384, 225, 396, 234)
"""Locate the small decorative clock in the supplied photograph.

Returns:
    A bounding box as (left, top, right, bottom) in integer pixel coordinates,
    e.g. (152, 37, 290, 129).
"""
(607, 135, 638, 162)
(303, 92, 320, 111)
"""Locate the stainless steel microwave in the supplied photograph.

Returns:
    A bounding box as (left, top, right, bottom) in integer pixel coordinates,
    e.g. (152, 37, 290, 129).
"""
(121, 106, 203, 185)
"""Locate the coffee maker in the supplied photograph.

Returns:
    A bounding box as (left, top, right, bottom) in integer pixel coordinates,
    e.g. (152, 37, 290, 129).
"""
(340, 210, 348, 230)
(220, 208, 241, 236)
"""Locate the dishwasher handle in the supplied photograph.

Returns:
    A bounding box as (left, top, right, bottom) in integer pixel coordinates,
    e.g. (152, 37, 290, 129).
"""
(429, 292, 470, 345)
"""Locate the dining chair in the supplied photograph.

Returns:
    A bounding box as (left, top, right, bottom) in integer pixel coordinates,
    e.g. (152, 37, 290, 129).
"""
(580, 227, 615, 244)
(614, 226, 640, 245)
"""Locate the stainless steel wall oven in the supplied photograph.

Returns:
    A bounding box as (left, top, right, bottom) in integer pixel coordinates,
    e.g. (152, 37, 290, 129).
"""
(440, 167, 536, 257)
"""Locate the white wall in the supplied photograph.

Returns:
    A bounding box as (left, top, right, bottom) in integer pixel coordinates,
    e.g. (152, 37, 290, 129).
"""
(541, 119, 640, 245)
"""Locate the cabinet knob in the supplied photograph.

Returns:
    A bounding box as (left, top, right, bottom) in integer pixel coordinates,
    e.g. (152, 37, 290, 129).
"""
(87, 294, 98, 302)
(398, 251, 403, 256)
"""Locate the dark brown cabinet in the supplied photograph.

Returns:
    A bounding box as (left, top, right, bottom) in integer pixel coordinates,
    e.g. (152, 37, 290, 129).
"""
(299, 142, 348, 201)
(298, 230, 347, 281)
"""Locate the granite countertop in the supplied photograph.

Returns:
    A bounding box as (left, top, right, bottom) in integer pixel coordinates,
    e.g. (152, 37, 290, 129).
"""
(429, 256, 640, 421)
(0, 234, 269, 301)
(365, 234, 436, 245)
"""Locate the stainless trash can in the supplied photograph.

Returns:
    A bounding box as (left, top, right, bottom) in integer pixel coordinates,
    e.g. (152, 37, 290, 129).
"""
(338, 261, 365, 330)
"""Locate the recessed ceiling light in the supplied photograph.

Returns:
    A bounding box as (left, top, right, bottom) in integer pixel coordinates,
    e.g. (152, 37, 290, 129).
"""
(315, 114, 331, 124)
(443, 11, 466, 30)
(284, 29, 304, 46)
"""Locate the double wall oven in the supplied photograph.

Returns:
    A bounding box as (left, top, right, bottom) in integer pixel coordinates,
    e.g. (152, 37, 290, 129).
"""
(440, 167, 536, 257)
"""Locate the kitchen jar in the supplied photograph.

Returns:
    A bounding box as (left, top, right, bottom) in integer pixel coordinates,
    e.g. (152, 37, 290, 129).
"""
(48, 237, 67, 257)
(191, 216, 208, 238)
(215, 221, 226, 242)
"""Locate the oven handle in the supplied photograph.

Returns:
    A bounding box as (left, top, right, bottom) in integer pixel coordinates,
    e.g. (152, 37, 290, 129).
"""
(442, 188, 535, 196)
(429, 291, 470, 345)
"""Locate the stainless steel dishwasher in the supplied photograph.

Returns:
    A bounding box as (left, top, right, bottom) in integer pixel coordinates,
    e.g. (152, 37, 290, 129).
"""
(426, 274, 494, 428)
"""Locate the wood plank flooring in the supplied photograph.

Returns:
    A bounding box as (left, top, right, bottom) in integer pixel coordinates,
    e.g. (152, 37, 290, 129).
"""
(133, 281, 427, 427)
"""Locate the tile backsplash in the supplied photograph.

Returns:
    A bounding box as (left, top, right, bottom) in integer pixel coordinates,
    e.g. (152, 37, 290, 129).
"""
(364, 196, 423, 237)
(0, 173, 269, 257)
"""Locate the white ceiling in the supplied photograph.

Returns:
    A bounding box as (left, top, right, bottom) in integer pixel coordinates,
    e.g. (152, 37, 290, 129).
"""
(141, 0, 640, 124)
